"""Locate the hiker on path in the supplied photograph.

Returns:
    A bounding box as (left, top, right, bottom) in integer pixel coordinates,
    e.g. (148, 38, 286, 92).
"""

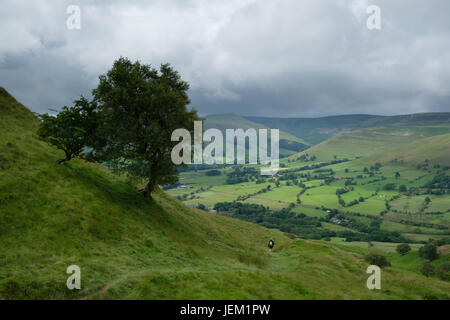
(268, 238, 274, 252)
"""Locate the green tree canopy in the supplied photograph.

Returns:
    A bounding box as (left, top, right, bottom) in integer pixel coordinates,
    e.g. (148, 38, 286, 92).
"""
(419, 243, 438, 261)
(396, 243, 411, 255)
(90, 57, 199, 199)
(364, 252, 391, 268)
(37, 97, 97, 164)
(437, 262, 450, 281)
(420, 260, 435, 277)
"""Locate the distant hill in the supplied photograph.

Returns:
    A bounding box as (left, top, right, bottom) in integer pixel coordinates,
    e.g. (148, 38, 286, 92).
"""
(204, 114, 310, 158)
(288, 126, 450, 162)
(1, 87, 449, 299)
(362, 133, 450, 166)
(246, 113, 450, 145)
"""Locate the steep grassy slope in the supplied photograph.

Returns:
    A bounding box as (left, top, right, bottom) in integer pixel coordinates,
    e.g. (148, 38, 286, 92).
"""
(0, 88, 449, 299)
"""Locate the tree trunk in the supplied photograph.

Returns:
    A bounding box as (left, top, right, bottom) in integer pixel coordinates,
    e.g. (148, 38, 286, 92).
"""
(141, 181, 154, 200)
(56, 156, 71, 164)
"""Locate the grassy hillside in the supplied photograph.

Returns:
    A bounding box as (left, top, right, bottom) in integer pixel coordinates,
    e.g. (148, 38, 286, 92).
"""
(362, 134, 450, 166)
(1, 88, 449, 300)
(289, 126, 450, 162)
(247, 113, 450, 145)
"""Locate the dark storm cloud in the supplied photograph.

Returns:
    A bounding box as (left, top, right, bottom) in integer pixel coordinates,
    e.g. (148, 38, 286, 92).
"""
(0, 51, 93, 114)
(0, 0, 449, 117)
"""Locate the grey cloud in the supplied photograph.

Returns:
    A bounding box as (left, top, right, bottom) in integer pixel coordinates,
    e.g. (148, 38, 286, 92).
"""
(0, 0, 449, 117)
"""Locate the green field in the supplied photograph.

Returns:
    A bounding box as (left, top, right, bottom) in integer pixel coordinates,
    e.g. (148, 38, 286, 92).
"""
(171, 157, 450, 245)
(329, 238, 423, 253)
(169, 119, 450, 247)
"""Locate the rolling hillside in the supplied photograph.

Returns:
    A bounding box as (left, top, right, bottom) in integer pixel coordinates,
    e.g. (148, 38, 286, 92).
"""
(204, 114, 309, 158)
(247, 113, 450, 145)
(362, 133, 450, 166)
(1, 87, 449, 300)
(289, 126, 450, 162)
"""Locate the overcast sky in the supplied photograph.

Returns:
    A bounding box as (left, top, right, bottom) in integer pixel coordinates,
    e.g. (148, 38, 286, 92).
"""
(1, 0, 449, 117)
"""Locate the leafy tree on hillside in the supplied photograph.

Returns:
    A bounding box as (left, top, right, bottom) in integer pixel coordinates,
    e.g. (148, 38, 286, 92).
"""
(383, 183, 396, 191)
(420, 261, 435, 277)
(364, 252, 391, 268)
(396, 243, 411, 255)
(437, 262, 450, 281)
(37, 97, 97, 164)
(89, 58, 199, 199)
(418, 243, 438, 261)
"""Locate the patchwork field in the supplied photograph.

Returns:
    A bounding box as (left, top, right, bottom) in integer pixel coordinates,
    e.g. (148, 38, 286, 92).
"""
(168, 131, 450, 250)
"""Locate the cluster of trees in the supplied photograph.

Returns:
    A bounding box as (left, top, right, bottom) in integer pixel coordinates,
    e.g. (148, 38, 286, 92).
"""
(236, 185, 272, 201)
(37, 58, 199, 199)
(339, 229, 405, 243)
(418, 240, 450, 280)
(336, 187, 352, 195)
(336, 187, 354, 207)
(176, 186, 212, 201)
(346, 197, 365, 207)
(294, 154, 317, 162)
(213, 201, 412, 243)
(213, 202, 336, 240)
(397, 219, 449, 232)
(286, 158, 349, 173)
(416, 159, 434, 170)
(419, 242, 439, 261)
(383, 183, 397, 191)
(196, 203, 209, 211)
(364, 252, 391, 268)
(225, 166, 259, 184)
(326, 211, 408, 243)
(396, 243, 411, 255)
(363, 163, 383, 173)
(423, 173, 450, 192)
(162, 183, 181, 190)
(255, 177, 267, 184)
(296, 187, 308, 204)
(360, 177, 386, 185)
(361, 164, 383, 177)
